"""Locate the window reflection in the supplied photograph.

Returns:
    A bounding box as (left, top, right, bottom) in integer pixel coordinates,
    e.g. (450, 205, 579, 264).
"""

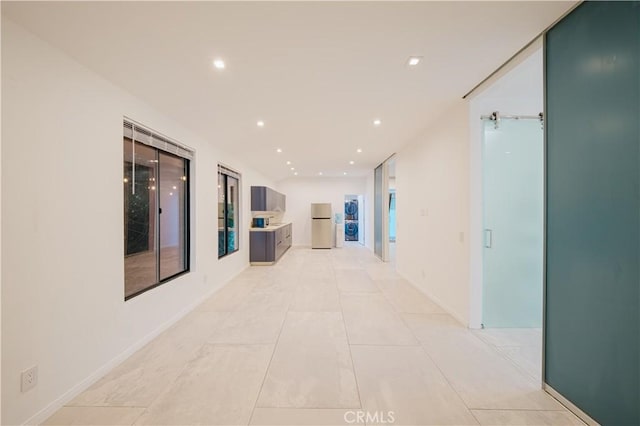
(124, 137, 158, 296)
(218, 166, 240, 258)
(124, 136, 190, 299)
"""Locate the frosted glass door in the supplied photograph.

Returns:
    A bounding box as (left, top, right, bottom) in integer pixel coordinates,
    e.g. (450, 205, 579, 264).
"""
(374, 164, 383, 259)
(482, 119, 543, 328)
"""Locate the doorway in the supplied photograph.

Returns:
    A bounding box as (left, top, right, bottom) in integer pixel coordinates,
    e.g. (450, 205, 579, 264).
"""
(374, 155, 395, 262)
(476, 112, 544, 383)
(469, 46, 545, 384)
(388, 158, 396, 263)
(344, 194, 364, 246)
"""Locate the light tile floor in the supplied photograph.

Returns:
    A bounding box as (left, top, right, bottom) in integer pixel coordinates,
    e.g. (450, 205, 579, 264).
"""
(44, 245, 583, 426)
(472, 328, 543, 384)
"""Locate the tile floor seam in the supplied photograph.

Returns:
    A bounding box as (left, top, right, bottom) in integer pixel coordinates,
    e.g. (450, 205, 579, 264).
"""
(463, 328, 544, 389)
(333, 260, 365, 412)
(252, 405, 362, 410)
(389, 297, 479, 424)
(489, 342, 543, 386)
(491, 344, 538, 348)
(247, 294, 293, 425)
(496, 351, 541, 383)
(468, 406, 483, 425)
(469, 407, 569, 412)
(129, 406, 148, 426)
(129, 342, 209, 424)
(60, 405, 149, 409)
(337, 266, 364, 412)
(347, 343, 420, 347)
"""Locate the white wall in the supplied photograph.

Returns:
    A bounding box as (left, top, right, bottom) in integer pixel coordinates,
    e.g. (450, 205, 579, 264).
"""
(395, 100, 471, 325)
(278, 177, 367, 247)
(468, 48, 543, 328)
(1, 18, 275, 425)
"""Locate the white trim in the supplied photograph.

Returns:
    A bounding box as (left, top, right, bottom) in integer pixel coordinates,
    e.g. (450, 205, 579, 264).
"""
(544, 384, 600, 426)
(22, 265, 251, 426)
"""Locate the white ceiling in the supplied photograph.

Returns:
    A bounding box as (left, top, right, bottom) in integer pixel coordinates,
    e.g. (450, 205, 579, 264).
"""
(3, 1, 575, 181)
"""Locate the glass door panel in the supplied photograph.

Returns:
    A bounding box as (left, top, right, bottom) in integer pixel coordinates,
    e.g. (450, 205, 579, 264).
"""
(123, 139, 158, 296)
(226, 176, 239, 253)
(159, 152, 188, 280)
(374, 164, 383, 258)
(482, 118, 543, 327)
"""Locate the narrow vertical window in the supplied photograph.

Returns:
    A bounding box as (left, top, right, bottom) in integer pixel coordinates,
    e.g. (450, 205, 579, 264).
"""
(123, 120, 192, 299)
(218, 165, 241, 258)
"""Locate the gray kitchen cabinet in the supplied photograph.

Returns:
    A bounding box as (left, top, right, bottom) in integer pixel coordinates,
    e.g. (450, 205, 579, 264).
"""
(249, 231, 276, 263)
(251, 186, 286, 212)
(250, 223, 292, 265)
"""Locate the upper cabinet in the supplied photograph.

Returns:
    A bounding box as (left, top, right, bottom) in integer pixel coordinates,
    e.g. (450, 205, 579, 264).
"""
(251, 186, 286, 212)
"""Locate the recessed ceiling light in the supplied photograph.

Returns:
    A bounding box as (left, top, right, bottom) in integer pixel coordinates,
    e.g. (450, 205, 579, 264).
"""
(343, 172, 348, 175)
(357, 148, 362, 153)
(318, 172, 323, 176)
(291, 167, 295, 171)
(213, 59, 225, 69)
(294, 172, 298, 176)
(257, 120, 265, 127)
(407, 56, 423, 66)
(373, 119, 382, 126)
(349, 160, 355, 165)
(286, 161, 291, 165)
(276, 148, 282, 153)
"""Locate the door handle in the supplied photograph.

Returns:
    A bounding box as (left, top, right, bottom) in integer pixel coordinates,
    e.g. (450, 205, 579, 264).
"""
(484, 229, 493, 248)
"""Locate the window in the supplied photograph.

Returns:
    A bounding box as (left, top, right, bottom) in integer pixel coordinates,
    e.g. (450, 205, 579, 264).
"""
(123, 120, 192, 300)
(218, 165, 240, 258)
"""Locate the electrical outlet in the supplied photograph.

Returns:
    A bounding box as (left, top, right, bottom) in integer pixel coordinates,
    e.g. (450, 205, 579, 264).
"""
(421, 269, 426, 280)
(459, 232, 465, 243)
(21, 365, 38, 392)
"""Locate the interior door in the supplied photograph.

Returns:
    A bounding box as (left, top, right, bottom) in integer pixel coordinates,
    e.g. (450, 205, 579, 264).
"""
(482, 118, 543, 328)
(545, 2, 640, 423)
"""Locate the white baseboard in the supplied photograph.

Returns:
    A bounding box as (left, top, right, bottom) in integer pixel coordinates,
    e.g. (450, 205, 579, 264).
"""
(397, 271, 469, 327)
(23, 266, 249, 425)
(544, 384, 600, 426)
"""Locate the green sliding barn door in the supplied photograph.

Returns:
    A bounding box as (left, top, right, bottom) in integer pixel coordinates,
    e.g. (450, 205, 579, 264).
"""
(545, 2, 640, 424)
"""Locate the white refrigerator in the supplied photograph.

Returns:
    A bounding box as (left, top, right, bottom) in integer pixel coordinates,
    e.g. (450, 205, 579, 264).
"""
(311, 203, 332, 249)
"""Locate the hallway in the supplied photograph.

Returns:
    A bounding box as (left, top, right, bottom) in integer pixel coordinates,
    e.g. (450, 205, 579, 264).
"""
(44, 246, 581, 425)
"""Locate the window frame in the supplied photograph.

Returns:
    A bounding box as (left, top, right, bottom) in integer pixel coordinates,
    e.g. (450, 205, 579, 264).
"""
(123, 119, 192, 301)
(218, 165, 241, 259)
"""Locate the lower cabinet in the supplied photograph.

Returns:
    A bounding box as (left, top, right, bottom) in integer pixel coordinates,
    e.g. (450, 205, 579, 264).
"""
(250, 224, 292, 264)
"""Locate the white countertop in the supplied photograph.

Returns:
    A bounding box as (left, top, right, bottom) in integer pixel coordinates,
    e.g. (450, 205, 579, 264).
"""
(249, 222, 291, 232)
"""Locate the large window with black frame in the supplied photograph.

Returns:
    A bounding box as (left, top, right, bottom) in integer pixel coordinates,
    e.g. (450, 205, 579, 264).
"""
(123, 119, 192, 299)
(218, 165, 240, 258)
